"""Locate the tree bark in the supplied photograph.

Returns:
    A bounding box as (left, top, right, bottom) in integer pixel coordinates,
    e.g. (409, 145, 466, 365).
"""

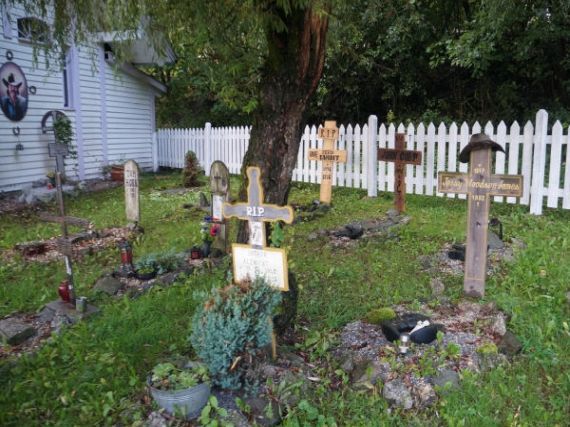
(236, 3, 329, 243)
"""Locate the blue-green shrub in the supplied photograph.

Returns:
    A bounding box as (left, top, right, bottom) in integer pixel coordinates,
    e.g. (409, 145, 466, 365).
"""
(189, 277, 281, 390)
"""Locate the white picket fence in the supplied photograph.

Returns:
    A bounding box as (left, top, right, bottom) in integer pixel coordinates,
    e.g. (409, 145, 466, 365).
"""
(156, 110, 569, 215)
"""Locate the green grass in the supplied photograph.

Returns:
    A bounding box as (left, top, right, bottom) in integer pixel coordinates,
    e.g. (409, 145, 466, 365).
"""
(1, 172, 569, 426)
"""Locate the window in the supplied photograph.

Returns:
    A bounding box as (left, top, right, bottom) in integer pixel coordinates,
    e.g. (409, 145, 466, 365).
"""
(62, 49, 74, 108)
(17, 17, 49, 43)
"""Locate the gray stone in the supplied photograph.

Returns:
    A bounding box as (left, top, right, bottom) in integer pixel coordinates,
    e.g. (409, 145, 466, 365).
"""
(246, 396, 281, 427)
(158, 272, 181, 287)
(225, 409, 250, 427)
(18, 185, 77, 205)
(386, 209, 400, 219)
(498, 331, 522, 356)
(487, 231, 505, 250)
(307, 232, 319, 241)
(0, 318, 36, 345)
(94, 275, 123, 295)
(430, 278, 445, 296)
(383, 379, 413, 410)
(478, 352, 508, 371)
(144, 411, 170, 427)
(353, 360, 392, 386)
(432, 368, 460, 392)
(43, 300, 100, 324)
(490, 313, 507, 336)
(411, 377, 437, 409)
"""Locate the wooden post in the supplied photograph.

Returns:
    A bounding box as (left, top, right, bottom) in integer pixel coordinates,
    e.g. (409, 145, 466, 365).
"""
(377, 133, 422, 213)
(438, 134, 523, 297)
(124, 160, 140, 224)
(308, 121, 347, 204)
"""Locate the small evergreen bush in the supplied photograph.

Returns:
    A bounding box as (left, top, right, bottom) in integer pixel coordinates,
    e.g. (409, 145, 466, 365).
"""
(182, 151, 202, 187)
(189, 277, 281, 390)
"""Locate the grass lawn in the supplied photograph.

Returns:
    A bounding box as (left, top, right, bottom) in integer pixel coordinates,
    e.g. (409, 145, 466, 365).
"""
(0, 171, 568, 426)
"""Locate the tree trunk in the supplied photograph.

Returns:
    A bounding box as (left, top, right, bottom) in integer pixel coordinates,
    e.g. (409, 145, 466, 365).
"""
(236, 3, 329, 243)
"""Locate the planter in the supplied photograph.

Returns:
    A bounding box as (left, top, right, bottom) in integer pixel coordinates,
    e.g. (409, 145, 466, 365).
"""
(110, 165, 124, 182)
(147, 379, 210, 420)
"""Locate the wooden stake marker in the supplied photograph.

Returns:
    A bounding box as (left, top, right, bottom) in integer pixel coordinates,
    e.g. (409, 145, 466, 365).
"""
(308, 120, 346, 204)
(438, 133, 523, 298)
(377, 133, 422, 213)
(223, 166, 294, 291)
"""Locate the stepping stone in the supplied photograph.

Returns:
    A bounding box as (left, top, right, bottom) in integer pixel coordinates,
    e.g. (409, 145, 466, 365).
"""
(94, 275, 123, 295)
(0, 318, 36, 345)
(40, 300, 99, 325)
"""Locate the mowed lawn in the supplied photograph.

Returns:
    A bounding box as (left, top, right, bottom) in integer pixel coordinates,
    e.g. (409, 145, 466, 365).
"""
(0, 171, 568, 426)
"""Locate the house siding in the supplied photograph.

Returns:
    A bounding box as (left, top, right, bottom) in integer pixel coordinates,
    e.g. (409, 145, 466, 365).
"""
(0, 5, 159, 192)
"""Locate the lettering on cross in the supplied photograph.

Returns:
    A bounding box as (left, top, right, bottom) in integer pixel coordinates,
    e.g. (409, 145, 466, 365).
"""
(438, 133, 523, 298)
(378, 133, 422, 213)
(308, 120, 347, 204)
(222, 166, 294, 291)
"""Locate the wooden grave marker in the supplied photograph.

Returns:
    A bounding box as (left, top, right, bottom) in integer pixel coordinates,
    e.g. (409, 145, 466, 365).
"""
(209, 161, 230, 252)
(438, 133, 523, 298)
(223, 166, 294, 291)
(377, 133, 422, 213)
(308, 120, 347, 204)
(124, 160, 140, 224)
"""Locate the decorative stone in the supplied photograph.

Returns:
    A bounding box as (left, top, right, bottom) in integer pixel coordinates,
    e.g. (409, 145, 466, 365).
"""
(144, 411, 169, 427)
(432, 368, 460, 391)
(353, 360, 391, 386)
(477, 352, 508, 371)
(0, 318, 36, 345)
(498, 330, 522, 356)
(430, 278, 445, 296)
(94, 275, 123, 295)
(42, 300, 99, 327)
(487, 230, 505, 250)
(383, 379, 413, 410)
(245, 396, 281, 427)
(490, 313, 507, 336)
(411, 377, 437, 408)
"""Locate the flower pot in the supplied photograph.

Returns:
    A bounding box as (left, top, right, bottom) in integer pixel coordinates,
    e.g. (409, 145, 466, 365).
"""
(110, 165, 124, 182)
(200, 241, 211, 258)
(147, 379, 210, 420)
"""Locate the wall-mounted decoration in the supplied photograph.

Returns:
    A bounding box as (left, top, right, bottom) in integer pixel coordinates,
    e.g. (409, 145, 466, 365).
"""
(0, 61, 28, 121)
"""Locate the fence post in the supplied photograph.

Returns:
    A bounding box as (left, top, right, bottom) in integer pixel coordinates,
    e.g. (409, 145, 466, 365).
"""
(152, 131, 159, 172)
(204, 122, 212, 175)
(530, 109, 548, 215)
(367, 115, 378, 197)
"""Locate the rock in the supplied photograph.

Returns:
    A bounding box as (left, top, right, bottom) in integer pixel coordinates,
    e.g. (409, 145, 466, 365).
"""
(334, 223, 363, 239)
(457, 301, 481, 323)
(498, 331, 522, 356)
(14, 241, 48, 257)
(490, 313, 507, 336)
(487, 231, 505, 250)
(383, 379, 413, 410)
(94, 275, 123, 295)
(386, 209, 400, 219)
(478, 352, 508, 371)
(246, 396, 281, 427)
(353, 360, 392, 387)
(18, 185, 77, 205)
(51, 313, 74, 335)
(307, 232, 318, 241)
(430, 278, 445, 296)
(0, 318, 36, 345)
(225, 409, 250, 427)
(411, 377, 437, 409)
(432, 368, 460, 392)
(158, 272, 180, 286)
(144, 411, 170, 427)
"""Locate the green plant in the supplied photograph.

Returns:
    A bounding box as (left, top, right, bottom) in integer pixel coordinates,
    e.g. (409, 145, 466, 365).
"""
(134, 250, 185, 275)
(189, 277, 281, 390)
(198, 396, 229, 426)
(364, 307, 396, 324)
(477, 342, 499, 355)
(269, 222, 285, 248)
(53, 115, 73, 147)
(150, 362, 209, 391)
(182, 151, 202, 188)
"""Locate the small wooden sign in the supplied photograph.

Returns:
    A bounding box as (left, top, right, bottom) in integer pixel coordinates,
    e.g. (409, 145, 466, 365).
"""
(210, 161, 231, 252)
(223, 166, 294, 290)
(377, 133, 422, 213)
(438, 134, 523, 297)
(124, 160, 140, 223)
(308, 121, 347, 204)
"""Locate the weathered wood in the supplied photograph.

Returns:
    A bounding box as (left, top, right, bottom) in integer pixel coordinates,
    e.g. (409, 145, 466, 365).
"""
(307, 121, 347, 204)
(38, 213, 92, 228)
(124, 160, 140, 223)
(438, 142, 523, 297)
(378, 133, 422, 213)
(210, 161, 231, 252)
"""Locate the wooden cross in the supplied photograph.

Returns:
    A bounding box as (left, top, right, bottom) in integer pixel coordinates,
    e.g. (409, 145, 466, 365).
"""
(223, 167, 293, 249)
(308, 120, 347, 204)
(377, 133, 422, 213)
(438, 145, 523, 298)
(48, 143, 68, 180)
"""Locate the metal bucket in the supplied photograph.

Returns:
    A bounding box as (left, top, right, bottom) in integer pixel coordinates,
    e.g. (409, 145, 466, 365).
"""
(148, 379, 210, 420)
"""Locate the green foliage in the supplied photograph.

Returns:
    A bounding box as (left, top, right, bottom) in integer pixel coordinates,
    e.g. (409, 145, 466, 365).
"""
(269, 222, 285, 248)
(189, 277, 281, 390)
(182, 151, 202, 188)
(134, 250, 185, 275)
(150, 362, 209, 391)
(476, 342, 498, 355)
(364, 307, 396, 324)
(198, 395, 229, 427)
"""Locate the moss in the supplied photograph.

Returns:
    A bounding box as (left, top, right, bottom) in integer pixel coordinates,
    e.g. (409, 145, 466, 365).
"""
(477, 342, 499, 355)
(364, 307, 396, 324)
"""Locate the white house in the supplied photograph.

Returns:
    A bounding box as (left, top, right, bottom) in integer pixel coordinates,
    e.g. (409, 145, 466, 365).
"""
(0, 4, 174, 192)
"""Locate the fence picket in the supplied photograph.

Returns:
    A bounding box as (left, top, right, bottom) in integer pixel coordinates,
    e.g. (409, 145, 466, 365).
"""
(494, 121, 507, 202)
(425, 123, 436, 196)
(547, 121, 563, 208)
(447, 122, 458, 198)
(563, 127, 570, 209)
(436, 122, 447, 197)
(415, 123, 425, 195)
(507, 122, 521, 204)
(378, 124, 387, 192)
(406, 123, 415, 194)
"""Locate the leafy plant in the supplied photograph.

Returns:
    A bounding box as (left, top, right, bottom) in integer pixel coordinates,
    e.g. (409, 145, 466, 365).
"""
(150, 362, 209, 391)
(198, 395, 229, 427)
(189, 277, 281, 390)
(269, 222, 285, 248)
(134, 250, 185, 275)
